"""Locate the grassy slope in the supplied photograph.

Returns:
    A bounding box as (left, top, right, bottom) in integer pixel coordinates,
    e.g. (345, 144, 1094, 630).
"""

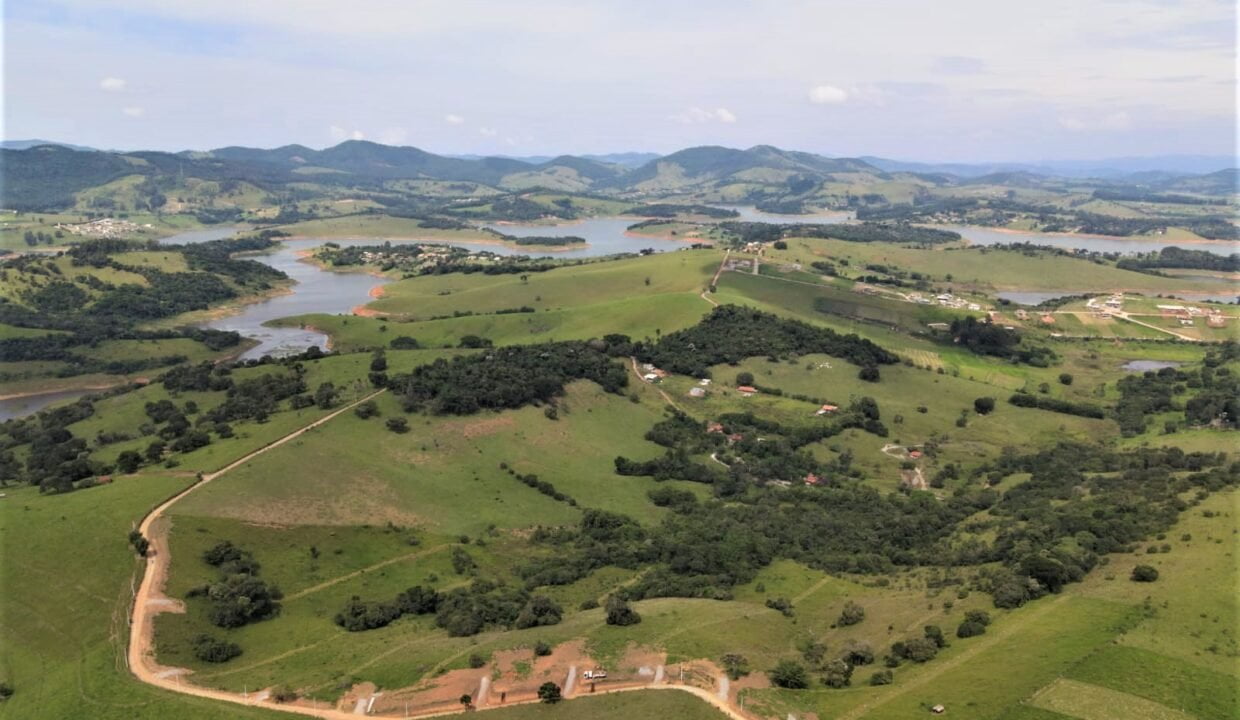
(766, 237, 1226, 293)
(0, 480, 282, 720)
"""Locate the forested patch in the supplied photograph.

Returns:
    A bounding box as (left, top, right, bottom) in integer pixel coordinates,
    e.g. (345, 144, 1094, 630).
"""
(625, 204, 739, 219)
(719, 221, 961, 246)
(1115, 246, 1239, 273)
(1115, 346, 1240, 435)
(949, 317, 1056, 366)
(389, 340, 629, 414)
(637, 305, 898, 378)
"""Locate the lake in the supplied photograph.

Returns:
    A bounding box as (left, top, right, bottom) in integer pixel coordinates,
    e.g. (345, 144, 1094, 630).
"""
(947, 225, 1239, 257)
(0, 388, 93, 422)
(483, 217, 697, 257)
(996, 291, 1083, 306)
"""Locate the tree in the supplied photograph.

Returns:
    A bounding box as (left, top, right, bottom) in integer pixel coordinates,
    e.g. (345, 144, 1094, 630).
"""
(370, 350, 388, 372)
(869, 669, 893, 686)
(459, 694, 472, 709)
(1059, 373, 1073, 385)
(314, 382, 339, 410)
(1131, 565, 1159, 582)
(769, 659, 809, 689)
(385, 417, 409, 433)
(605, 595, 641, 626)
(823, 659, 853, 688)
(956, 620, 986, 638)
(534, 640, 552, 657)
(859, 365, 881, 382)
(736, 371, 755, 386)
(837, 600, 865, 626)
(974, 396, 996, 415)
(899, 638, 938, 663)
(116, 450, 142, 474)
(924, 625, 947, 648)
(537, 682, 562, 703)
(721, 653, 750, 680)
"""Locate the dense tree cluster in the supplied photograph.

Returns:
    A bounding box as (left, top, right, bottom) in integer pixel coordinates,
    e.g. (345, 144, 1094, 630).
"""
(390, 341, 628, 415)
(638, 305, 898, 378)
(1007, 392, 1105, 419)
(949, 317, 1056, 366)
(187, 542, 282, 629)
(720, 221, 961, 246)
(1115, 246, 1239, 273)
(625, 204, 739, 219)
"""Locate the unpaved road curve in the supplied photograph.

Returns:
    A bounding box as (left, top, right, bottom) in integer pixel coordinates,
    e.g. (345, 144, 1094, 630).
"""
(127, 390, 387, 720)
(124, 387, 755, 720)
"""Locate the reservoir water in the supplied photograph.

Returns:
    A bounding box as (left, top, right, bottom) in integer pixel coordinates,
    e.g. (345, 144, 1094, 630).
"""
(0, 388, 94, 423)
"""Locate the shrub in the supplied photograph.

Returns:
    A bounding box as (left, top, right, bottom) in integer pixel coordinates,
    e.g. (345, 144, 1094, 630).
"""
(534, 641, 552, 657)
(956, 620, 986, 638)
(837, 600, 865, 626)
(721, 653, 750, 680)
(974, 397, 996, 415)
(385, 417, 409, 433)
(765, 597, 794, 617)
(192, 634, 242, 663)
(468, 653, 487, 669)
(869, 669, 893, 686)
(1059, 373, 1073, 385)
(769, 659, 809, 689)
(1131, 565, 1159, 582)
(605, 595, 641, 626)
(537, 682, 562, 703)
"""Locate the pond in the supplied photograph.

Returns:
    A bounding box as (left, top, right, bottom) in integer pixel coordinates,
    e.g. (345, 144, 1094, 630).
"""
(1122, 360, 1184, 372)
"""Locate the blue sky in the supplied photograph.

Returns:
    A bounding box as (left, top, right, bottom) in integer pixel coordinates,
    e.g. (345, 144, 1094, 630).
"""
(3, 0, 1236, 161)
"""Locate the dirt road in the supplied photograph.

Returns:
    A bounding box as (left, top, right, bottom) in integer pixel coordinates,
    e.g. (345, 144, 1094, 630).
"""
(123, 386, 755, 720)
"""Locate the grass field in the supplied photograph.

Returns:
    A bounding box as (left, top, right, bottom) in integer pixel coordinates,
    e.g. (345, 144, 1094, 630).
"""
(0, 480, 281, 720)
(764, 237, 1228, 294)
(366, 251, 720, 320)
(172, 381, 703, 532)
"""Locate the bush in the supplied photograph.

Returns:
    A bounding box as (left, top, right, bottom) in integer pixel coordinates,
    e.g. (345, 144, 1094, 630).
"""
(869, 669, 893, 686)
(192, 634, 242, 663)
(354, 400, 380, 419)
(390, 336, 420, 349)
(956, 620, 986, 638)
(1131, 565, 1159, 582)
(1059, 373, 1073, 385)
(765, 596, 794, 617)
(837, 600, 865, 626)
(537, 682, 562, 703)
(534, 640, 552, 657)
(385, 417, 409, 433)
(605, 595, 641, 626)
(769, 659, 809, 689)
(721, 653, 750, 680)
(974, 396, 996, 415)
(468, 653, 487, 669)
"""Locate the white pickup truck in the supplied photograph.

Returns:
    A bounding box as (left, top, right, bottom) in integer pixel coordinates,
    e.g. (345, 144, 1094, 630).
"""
(582, 669, 607, 680)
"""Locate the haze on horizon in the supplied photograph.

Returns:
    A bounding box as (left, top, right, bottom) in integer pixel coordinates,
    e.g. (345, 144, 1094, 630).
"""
(3, 0, 1237, 164)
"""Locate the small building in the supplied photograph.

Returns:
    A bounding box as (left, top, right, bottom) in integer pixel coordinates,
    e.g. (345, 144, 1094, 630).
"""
(643, 373, 659, 382)
(816, 404, 839, 415)
(908, 450, 923, 460)
(1040, 313, 1056, 324)
(706, 421, 725, 434)
(1014, 309, 1029, 320)
(688, 387, 706, 398)
(699, 378, 712, 386)
(737, 385, 758, 396)
(727, 433, 744, 444)
(803, 473, 824, 486)
(931, 705, 946, 715)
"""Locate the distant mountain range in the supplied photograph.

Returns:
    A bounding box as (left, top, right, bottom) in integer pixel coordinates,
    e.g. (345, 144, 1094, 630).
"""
(1, 139, 1235, 211)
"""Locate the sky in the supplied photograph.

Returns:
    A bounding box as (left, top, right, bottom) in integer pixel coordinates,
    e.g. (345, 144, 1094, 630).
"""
(2, 0, 1236, 162)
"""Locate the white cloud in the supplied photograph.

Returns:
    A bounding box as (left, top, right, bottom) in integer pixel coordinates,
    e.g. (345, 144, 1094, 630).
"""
(1059, 111, 1132, 132)
(100, 76, 127, 91)
(121, 106, 144, 117)
(329, 125, 365, 141)
(444, 113, 465, 125)
(807, 85, 848, 105)
(669, 107, 738, 124)
(478, 126, 498, 137)
(378, 126, 407, 144)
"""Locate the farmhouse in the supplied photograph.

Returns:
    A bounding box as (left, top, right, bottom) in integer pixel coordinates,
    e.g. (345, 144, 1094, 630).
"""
(737, 385, 758, 396)
(816, 404, 838, 415)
